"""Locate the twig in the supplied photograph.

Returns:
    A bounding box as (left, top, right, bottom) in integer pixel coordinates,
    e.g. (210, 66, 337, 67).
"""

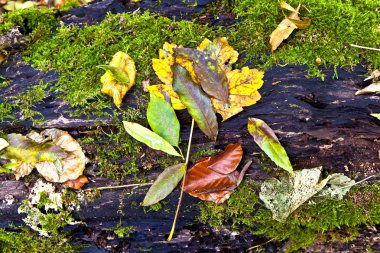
(349, 44, 380, 52)
(247, 238, 275, 251)
(84, 183, 152, 191)
(340, 173, 378, 189)
(167, 118, 195, 241)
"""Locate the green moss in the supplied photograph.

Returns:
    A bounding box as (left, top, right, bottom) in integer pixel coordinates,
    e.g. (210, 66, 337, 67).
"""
(113, 224, 133, 239)
(190, 145, 220, 163)
(230, 0, 380, 78)
(0, 8, 57, 40)
(0, 227, 80, 253)
(199, 181, 380, 251)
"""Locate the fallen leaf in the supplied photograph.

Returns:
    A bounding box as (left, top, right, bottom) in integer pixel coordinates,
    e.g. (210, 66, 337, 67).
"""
(270, 2, 311, 52)
(4, 0, 36, 11)
(147, 92, 180, 148)
(364, 69, 380, 81)
(212, 67, 264, 121)
(0, 138, 9, 151)
(184, 143, 250, 203)
(2, 129, 86, 182)
(174, 48, 229, 102)
(259, 167, 354, 222)
(146, 84, 186, 110)
(172, 64, 218, 140)
(64, 175, 89, 189)
(99, 52, 136, 108)
(123, 121, 182, 157)
(143, 163, 186, 206)
(198, 37, 239, 72)
(371, 113, 380, 120)
(248, 118, 293, 174)
(355, 81, 380, 95)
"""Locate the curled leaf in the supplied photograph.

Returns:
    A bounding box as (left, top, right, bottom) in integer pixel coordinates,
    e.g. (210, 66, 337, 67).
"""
(248, 118, 293, 174)
(64, 175, 89, 189)
(259, 167, 354, 222)
(174, 48, 229, 103)
(147, 92, 180, 147)
(184, 143, 249, 203)
(123, 121, 181, 157)
(270, 2, 311, 52)
(2, 129, 86, 182)
(172, 64, 218, 141)
(100, 52, 136, 108)
(212, 67, 264, 121)
(355, 81, 380, 95)
(143, 163, 186, 206)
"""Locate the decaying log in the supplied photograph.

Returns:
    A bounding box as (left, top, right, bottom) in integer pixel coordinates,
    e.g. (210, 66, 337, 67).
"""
(0, 0, 379, 252)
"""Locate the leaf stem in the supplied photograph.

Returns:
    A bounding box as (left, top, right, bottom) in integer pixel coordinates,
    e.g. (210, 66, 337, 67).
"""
(349, 44, 380, 52)
(247, 238, 275, 251)
(168, 118, 195, 241)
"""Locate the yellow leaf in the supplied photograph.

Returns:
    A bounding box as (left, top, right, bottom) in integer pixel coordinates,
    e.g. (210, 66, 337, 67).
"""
(270, 2, 311, 52)
(198, 37, 239, 72)
(147, 84, 186, 110)
(212, 67, 264, 121)
(175, 56, 199, 84)
(100, 52, 136, 108)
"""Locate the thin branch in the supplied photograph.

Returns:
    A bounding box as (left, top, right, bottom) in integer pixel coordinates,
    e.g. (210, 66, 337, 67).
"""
(349, 44, 380, 52)
(167, 118, 195, 241)
(247, 238, 275, 251)
(84, 183, 152, 191)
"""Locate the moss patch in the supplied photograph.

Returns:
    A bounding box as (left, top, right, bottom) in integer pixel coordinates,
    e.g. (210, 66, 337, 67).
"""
(198, 181, 380, 251)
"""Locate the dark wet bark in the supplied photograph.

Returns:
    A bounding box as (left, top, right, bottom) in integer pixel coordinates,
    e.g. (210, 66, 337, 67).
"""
(0, 0, 379, 252)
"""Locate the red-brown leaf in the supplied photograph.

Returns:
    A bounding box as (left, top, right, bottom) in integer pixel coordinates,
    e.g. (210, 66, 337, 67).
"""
(184, 143, 247, 203)
(208, 143, 243, 174)
(64, 175, 89, 189)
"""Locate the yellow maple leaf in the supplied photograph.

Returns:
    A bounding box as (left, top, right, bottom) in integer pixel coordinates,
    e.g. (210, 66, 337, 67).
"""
(100, 52, 136, 108)
(212, 67, 264, 121)
(270, 1, 311, 52)
(146, 84, 186, 110)
(198, 37, 239, 72)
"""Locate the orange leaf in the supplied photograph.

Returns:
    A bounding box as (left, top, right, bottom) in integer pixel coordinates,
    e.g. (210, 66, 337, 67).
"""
(64, 175, 89, 189)
(184, 143, 250, 203)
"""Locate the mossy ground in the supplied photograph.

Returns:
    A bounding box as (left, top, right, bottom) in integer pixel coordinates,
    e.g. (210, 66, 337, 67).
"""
(198, 180, 380, 251)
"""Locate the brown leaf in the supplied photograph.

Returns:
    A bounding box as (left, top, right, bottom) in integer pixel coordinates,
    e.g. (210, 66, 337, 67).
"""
(64, 175, 89, 189)
(184, 143, 249, 203)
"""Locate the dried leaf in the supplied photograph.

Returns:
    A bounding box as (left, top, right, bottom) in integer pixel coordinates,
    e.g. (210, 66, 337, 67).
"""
(123, 121, 181, 157)
(0, 138, 9, 151)
(64, 175, 89, 189)
(270, 2, 311, 52)
(4, 1, 36, 10)
(100, 52, 136, 108)
(355, 81, 380, 95)
(212, 67, 264, 121)
(34, 129, 86, 183)
(259, 167, 354, 222)
(371, 113, 380, 120)
(143, 163, 186, 206)
(172, 64, 218, 140)
(198, 37, 239, 72)
(2, 129, 86, 182)
(184, 143, 249, 203)
(248, 118, 293, 174)
(174, 48, 229, 103)
(147, 92, 180, 147)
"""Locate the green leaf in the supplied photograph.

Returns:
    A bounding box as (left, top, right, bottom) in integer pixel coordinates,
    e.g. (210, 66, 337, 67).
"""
(143, 163, 186, 206)
(0, 138, 9, 151)
(259, 167, 354, 222)
(97, 65, 130, 85)
(247, 117, 293, 174)
(0, 163, 18, 174)
(172, 64, 218, 140)
(147, 92, 180, 147)
(123, 121, 181, 157)
(174, 48, 229, 103)
(371, 113, 380, 120)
